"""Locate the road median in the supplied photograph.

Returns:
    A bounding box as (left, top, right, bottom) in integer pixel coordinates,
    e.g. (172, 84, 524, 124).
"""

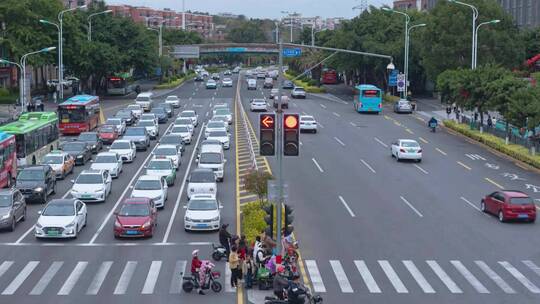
(283, 72, 326, 93)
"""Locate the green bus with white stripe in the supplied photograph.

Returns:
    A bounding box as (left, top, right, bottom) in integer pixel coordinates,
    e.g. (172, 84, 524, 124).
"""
(0, 112, 60, 166)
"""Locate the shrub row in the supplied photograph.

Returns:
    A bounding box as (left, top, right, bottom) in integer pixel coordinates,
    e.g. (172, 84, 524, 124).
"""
(241, 201, 267, 244)
(283, 72, 326, 93)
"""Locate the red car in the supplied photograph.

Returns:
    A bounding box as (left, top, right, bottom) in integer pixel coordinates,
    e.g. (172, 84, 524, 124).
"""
(114, 198, 157, 238)
(98, 125, 119, 144)
(481, 190, 536, 222)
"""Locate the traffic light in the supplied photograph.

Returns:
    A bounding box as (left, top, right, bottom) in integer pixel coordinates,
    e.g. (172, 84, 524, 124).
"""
(283, 204, 294, 236)
(283, 114, 300, 156)
(263, 204, 274, 239)
(259, 114, 276, 156)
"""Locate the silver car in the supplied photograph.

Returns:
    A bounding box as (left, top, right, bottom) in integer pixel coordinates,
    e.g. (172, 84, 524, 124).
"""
(394, 99, 413, 114)
(0, 188, 26, 231)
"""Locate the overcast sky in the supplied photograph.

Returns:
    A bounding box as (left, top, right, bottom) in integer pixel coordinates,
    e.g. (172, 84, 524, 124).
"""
(107, 0, 393, 19)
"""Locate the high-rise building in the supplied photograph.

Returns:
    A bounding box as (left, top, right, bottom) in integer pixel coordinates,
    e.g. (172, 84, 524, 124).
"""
(63, 0, 93, 9)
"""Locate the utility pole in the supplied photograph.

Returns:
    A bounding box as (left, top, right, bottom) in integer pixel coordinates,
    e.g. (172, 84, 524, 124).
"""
(276, 40, 284, 254)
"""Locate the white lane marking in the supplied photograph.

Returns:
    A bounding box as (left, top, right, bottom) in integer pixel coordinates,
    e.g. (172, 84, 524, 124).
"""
(403, 260, 435, 293)
(399, 196, 423, 217)
(436, 148, 447, 156)
(86, 261, 113, 295)
(189, 97, 192, 101)
(320, 104, 327, 109)
(354, 260, 381, 293)
(30, 261, 63, 295)
(58, 261, 88, 295)
(205, 111, 209, 117)
(413, 164, 428, 174)
(330, 260, 353, 293)
(162, 122, 206, 243)
(305, 260, 326, 292)
(0, 261, 13, 279)
(360, 159, 376, 174)
(311, 158, 324, 173)
(499, 261, 540, 293)
(334, 137, 346, 146)
(209, 103, 213, 107)
(523, 260, 540, 279)
(301, 111, 307, 115)
(350, 122, 357, 127)
(427, 260, 462, 293)
(332, 112, 341, 117)
(14, 225, 34, 244)
(170, 260, 187, 294)
(114, 261, 137, 295)
(466, 154, 486, 160)
(418, 137, 428, 144)
(379, 260, 408, 293)
(142, 261, 162, 294)
(451, 260, 489, 293)
(89, 123, 174, 244)
(1, 261, 39, 295)
(338, 196, 356, 217)
(460, 197, 482, 213)
(475, 261, 515, 293)
(374, 137, 388, 148)
(225, 262, 233, 292)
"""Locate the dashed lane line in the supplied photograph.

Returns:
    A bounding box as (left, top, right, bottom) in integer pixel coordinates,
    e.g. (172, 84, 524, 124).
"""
(338, 196, 356, 218)
(436, 148, 448, 156)
(485, 177, 504, 189)
(418, 137, 428, 144)
(399, 196, 423, 218)
(457, 161, 472, 171)
(374, 137, 388, 148)
(312, 158, 324, 173)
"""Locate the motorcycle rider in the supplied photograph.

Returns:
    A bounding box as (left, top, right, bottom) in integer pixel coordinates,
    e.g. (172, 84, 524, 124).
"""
(273, 265, 289, 300)
(191, 250, 204, 295)
(287, 274, 308, 304)
(428, 117, 438, 131)
(219, 224, 232, 259)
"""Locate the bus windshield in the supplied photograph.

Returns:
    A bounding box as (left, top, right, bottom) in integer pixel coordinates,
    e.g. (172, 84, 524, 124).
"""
(59, 107, 86, 123)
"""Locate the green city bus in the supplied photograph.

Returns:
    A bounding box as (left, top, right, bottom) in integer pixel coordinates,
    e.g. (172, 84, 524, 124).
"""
(0, 112, 59, 166)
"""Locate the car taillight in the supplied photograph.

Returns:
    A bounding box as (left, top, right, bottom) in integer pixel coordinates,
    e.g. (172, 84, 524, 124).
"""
(418, 149, 422, 153)
(400, 148, 406, 153)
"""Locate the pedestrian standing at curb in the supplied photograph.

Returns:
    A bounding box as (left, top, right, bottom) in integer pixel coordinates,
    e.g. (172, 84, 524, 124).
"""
(487, 115, 493, 129)
(446, 106, 452, 119)
(229, 246, 240, 289)
(243, 253, 255, 289)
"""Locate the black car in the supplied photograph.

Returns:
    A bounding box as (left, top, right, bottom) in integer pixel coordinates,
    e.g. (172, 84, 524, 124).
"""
(157, 103, 174, 118)
(283, 80, 294, 89)
(61, 141, 92, 165)
(77, 132, 103, 154)
(115, 110, 135, 126)
(195, 75, 204, 82)
(15, 165, 56, 204)
(160, 134, 185, 152)
(150, 107, 168, 124)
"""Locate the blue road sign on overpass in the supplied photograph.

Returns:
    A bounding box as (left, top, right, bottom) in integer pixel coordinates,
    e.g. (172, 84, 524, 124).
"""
(282, 48, 302, 57)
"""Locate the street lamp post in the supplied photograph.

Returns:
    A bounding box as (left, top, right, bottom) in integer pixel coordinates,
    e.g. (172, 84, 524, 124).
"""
(39, 19, 60, 96)
(406, 23, 426, 97)
(449, 0, 478, 70)
(20, 47, 56, 110)
(382, 8, 410, 98)
(146, 27, 162, 57)
(281, 11, 295, 43)
(474, 19, 500, 69)
(87, 10, 113, 41)
(182, 0, 186, 30)
(0, 59, 23, 107)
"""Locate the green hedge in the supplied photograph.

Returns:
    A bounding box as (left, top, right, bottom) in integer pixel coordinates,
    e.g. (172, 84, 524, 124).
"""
(284, 72, 326, 93)
(154, 73, 195, 90)
(241, 201, 267, 244)
(383, 93, 400, 104)
(444, 120, 540, 169)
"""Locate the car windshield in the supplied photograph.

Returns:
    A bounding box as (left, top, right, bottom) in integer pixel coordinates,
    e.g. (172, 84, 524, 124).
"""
(125, 128, 145, 136)
(134, 180, 161, 190)
(18, 169, 44, 181)
(42, 202, 75, 216)
(111, 142, 130, 149)
(118, 203, 150, 217)
(510, 197, 533, 205)
(252, 99, 265, 104)
(190, 171, 215, 183)
(138, 121, 154, 127)
(207, 122, 224, 128)
(127, 105, 141, 110)
(200, 153, 222, 164)
(215, 109, 230, 115)
(100, 126, 114, 133)
(63, 142, 86, 152)
(189, 199, 217, 211)
(401, 141, 419, 148)
(172, 126, 189, 133)
(166, 96, 178, 101)
(160, 136, 181, 145)
(136, 96, 150, 102)
(175, 119, 192, 125)
(95, 155, 117, 163)
(155, 147, 177, 156)
(0, 194, 12, 207)
(209, 131, 227, 137)
(181, 112, 195, 117)
(106, 119, 121, 125)
(76, 174, 103, 184)
(301, 117, 314, 122)
(42, 155, 63, 164)
(148, 161, 172, 170)
(78, 133, 96, 141)
(141, 115, 155, 120)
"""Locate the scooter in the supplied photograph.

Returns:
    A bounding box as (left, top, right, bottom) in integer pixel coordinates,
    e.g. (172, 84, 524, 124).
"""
(212, 243, 227, 261)
(181, 269, 222, 293)
(264, 287, 323, 304)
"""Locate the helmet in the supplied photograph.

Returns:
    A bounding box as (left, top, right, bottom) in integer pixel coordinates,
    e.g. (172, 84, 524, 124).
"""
(221, 224, 229, 229)
(277, 265, 285, 274)
(192, 249, 199, 257)
(292, 273, 301, 280)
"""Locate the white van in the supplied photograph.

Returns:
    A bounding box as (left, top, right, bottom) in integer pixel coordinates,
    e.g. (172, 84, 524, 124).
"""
(247, 79, 257, 90)
(135, 92, 154, 112)
(197, 145, 226, 182)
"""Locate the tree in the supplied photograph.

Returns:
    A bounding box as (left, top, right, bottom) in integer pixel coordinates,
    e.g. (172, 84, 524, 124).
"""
(244, 169, 273, 203)
(162, 29, 202, 45)
(227, 21, 267, 43)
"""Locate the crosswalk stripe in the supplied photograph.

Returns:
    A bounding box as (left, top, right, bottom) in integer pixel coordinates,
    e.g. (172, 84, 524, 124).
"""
(114, 261, 137, 295)
(1, 261, 39, 295)
(305, 260, 326, 293)
(0, 261, 13, 280)
(142, 261, 162, 294)
(451, 261, 489, 293)
(170, 260, 187, 294)
(86, 261, 113, 295)
(427, 260, 462, 293)
(29, 261, 63, 295)
(402, 260, 435, 293)
(58, 261, 88, 295)
(523, 260, 540, 279)
(354, 260, 381, 293)
(379, 260, 408, 293)
(499, 261, 540, 293)
(475, 261, 515, 294)
(329, 260, 353, 293)
(225, 262, 233, 292)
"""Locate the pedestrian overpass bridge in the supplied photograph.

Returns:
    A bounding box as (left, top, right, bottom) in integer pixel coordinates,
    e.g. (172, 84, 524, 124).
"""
(169, 43, 279, 58)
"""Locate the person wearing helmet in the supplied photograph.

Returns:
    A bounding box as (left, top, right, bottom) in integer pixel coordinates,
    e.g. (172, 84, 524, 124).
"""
(287, 274, 308, 304)
(191, 249, 204, 295)
(219, 223, 232, 259)
(273, 265, 289, 300)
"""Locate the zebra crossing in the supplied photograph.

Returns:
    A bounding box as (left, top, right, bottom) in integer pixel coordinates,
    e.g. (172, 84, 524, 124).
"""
(0, 259, 233, 296)
(304, 259, 540, 295)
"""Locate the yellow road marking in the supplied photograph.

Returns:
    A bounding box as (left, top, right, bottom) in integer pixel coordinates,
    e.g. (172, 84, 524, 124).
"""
(99, 107, 105, 124)
(234, 78, 244, 304)
(485, 177, 504, 189)
(405, 128, 414, 134)
(418, 137, 428, 144)
(435, 148, 447, 156)
(456, 161, 472, 171)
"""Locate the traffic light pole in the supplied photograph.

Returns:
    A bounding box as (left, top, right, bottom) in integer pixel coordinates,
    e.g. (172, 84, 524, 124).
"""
(276, 40, 284, 255)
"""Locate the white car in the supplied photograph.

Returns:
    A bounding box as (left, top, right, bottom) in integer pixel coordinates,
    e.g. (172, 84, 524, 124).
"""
(140, 113, 158, 125)
(137, 119, 159, 139)
(126, 104, 143, 119)
(70, 170, 112, 202)
(212, 116, 230, 132)
(90, 152, 123, 178)
(131, 175, 168, 208)
(212, 104, 229, 115)
(174, 117, 194, 133)
(135, 92, 153, 111)
(206, 130, 230, 149)
(35, 199, 87, 239)
(391, 139, 422, 162)
(291, 86, 307, 99)
(105, 118, 126, 135)
(146, 158, 176, 186)
(198, 147, 226, 182)
(222, 78, 233, 87)
(213, 108, 232, 124)
(300, 115, 318, 133)
(170, 125, 193, 144)
(179, 110, 198, 127)
(153, 144, 182, 169)
(165, 95, 181, 108)
(250, 99, 267, 112)
(187, 168, 217, 199)
(205, 121, 228, 138)
(184, 194, 222, 231)
(109, 140, 136, 163)
(269, 88, 279, 99)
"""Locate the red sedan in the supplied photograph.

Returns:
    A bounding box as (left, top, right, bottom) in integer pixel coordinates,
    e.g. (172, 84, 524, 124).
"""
(98, 125, 119, 145)
(114, 198, 157, 238)
(481, 190, 536, 223)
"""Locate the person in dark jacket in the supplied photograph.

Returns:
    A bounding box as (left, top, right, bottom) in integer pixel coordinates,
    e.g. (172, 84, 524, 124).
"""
(273, 265, 289, 300)
(219, 224, 232, 258)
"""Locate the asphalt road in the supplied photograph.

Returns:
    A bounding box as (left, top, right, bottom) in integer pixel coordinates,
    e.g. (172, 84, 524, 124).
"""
(0, 75, 240, 303)
(238, 80, 540, 303)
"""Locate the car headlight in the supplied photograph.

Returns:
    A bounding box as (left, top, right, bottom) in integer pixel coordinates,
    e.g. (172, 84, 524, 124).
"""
(1, 214, 10, 220)
(35, 222, 42, 229)
(34, 187, 44, 192)
(114, 220, 122, 228)
(92, 144, 97, 149)
(65, 220, 76, 228)
(185, 216, 192, 222)
(142, 220, 152, 229)
(211, 216, 220, 221)
(154, 195, 162, 201)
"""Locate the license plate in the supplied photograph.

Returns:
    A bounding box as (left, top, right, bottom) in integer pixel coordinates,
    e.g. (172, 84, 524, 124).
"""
(518, 214, 528, 218)
(81, 194, 92, 198)
(126, 230, 139, 235)
(47, 230, 59, 236)
(196, 224, 208, 228)
(409, 149, 416, 153)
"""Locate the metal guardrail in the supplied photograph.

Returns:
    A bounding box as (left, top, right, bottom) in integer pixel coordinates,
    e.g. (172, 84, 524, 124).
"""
(235, 76, 258, 171)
